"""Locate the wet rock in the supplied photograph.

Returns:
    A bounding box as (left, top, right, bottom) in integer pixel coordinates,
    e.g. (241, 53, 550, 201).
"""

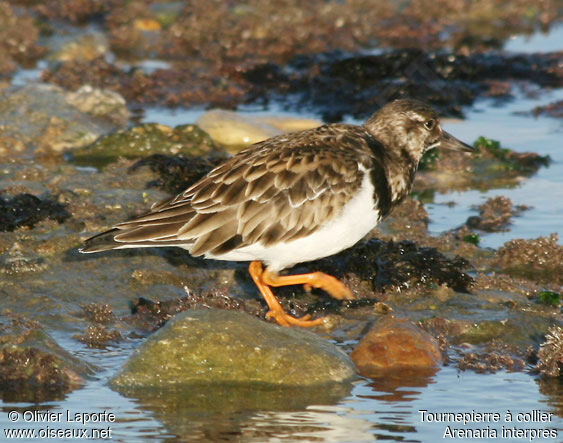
(71, 123, 221, 168)
(65, 85, 129, 126)
(0, 242, 47, 275)
(196, 110, 321, 151)
(350, 317, 442, 377)
(196, 110, 279, 150)
(0, 314, 93, 402)
(49, 32, 109, 63)
(419, 317, 474, 339)
(493, 234, 563, 285)
(466, 196, 528, 232)
(0, 192, 70, 232)
(537, 326, 563, 377)
(112, 309, 356, 387)
(0, 83, 121, 155)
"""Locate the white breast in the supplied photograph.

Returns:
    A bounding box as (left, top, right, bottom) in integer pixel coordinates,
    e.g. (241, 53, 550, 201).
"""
(206, 169, 381, 271)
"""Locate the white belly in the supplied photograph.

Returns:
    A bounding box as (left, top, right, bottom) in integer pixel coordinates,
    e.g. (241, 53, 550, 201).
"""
(206, 172, 381, 271)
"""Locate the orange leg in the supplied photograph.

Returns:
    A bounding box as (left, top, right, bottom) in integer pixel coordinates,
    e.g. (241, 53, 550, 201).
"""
(248, 261, 354, 327)
(263, 269, 354, 301)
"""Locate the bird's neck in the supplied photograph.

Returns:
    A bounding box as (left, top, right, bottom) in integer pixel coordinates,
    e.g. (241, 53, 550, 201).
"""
(384, 151, 418, 204)
(363, 132, 420, 208)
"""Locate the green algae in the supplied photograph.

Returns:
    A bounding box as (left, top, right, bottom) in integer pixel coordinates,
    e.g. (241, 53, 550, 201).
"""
(71, 123, 220, 168)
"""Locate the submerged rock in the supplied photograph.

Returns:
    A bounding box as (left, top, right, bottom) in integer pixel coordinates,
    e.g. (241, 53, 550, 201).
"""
(111, 309, 356, 387)
(350, 317, 442, 378)
(71, 123, 221, 168)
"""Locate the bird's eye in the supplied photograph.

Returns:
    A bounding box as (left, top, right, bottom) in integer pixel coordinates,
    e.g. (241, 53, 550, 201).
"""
(424, 119, 435, 130)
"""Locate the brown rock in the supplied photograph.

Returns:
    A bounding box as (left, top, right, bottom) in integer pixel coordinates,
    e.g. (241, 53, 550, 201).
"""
(350, 317, 442, 378)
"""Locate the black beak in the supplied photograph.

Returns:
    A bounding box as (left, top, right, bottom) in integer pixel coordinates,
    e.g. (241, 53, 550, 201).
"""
(438, 131, 475, 152)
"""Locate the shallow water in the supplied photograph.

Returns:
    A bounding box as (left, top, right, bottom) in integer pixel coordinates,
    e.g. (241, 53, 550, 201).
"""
(2, 23, 563, 443)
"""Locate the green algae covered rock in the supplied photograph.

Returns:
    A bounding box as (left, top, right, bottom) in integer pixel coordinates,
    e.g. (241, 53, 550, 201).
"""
(111, 309, 356, 387)
(71, 123, 220, 168)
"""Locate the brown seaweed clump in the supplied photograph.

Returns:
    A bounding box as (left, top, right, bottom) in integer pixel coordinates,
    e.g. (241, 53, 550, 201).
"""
(337, 238, 474, 294)
(74, 325, 122, 349)
(0, 314, 86, 402)
(493, 234, 563, 285)
(81, 303, 116, 324)
(466, 196, 527, 232)
(0, 348, 77, 402)
(0, 2, 44, 76)
(537, 326, 563, 377)
(0, 193, 71, 232)
(127, 287, 265, 333)
(74, 303, 122, 348)
(457, 349, 526, 373)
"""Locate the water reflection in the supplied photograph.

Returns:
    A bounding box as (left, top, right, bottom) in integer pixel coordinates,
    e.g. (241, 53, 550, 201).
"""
(241, 406, 378, 442)
(358, 368, 438, 403)
(114, 382, 353, 441)
(537, 376, 563, 418)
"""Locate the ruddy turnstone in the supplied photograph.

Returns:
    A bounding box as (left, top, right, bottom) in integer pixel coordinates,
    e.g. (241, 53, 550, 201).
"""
(81, 99, 474, 327)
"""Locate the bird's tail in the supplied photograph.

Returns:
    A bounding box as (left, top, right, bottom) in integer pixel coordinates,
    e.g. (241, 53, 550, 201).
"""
(80, 228, 194, 253)
(80, 229, 123, 253)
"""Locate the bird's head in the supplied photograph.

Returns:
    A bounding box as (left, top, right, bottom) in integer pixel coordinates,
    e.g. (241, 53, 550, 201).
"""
(363, 99, 475, 164)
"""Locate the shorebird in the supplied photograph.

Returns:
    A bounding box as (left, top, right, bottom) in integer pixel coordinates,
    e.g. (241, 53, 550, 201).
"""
(81, 99, 475, 327)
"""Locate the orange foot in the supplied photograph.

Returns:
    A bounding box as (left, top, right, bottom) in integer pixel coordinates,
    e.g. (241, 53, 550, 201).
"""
(248, 261, 355, 327)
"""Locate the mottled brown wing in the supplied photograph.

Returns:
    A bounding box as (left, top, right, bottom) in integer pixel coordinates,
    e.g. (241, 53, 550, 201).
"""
(113, 125, 373, 256)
